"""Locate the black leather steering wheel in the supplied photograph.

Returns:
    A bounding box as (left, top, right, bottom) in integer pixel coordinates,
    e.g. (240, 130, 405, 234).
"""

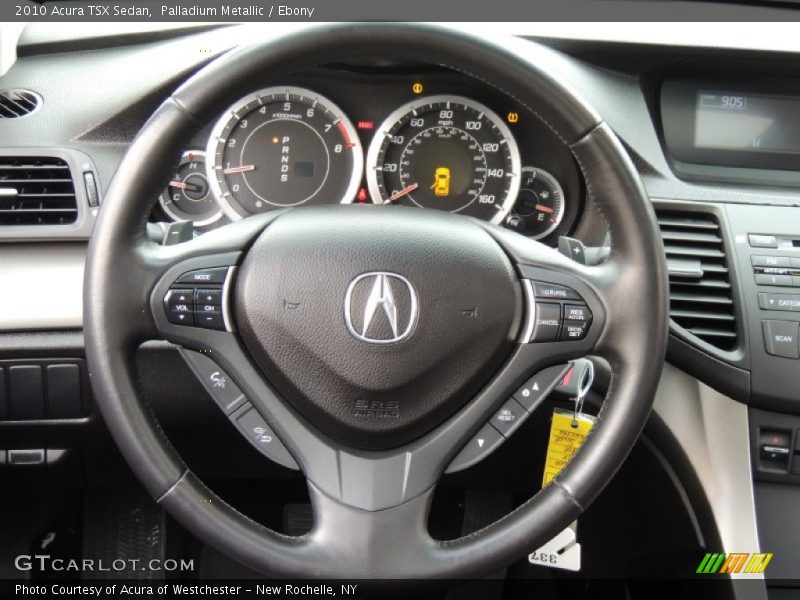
(84, 23, 669, 579)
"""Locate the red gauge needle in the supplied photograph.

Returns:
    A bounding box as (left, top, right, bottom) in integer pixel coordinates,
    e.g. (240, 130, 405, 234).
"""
(387, 183, 419, 203)
(168, 181, 188, 190)
(535, 204, 554, 214)
(223, 164, 255, 175)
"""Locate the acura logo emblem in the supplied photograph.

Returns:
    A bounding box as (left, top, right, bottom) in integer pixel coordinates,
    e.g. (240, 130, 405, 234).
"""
(344, 272, 418, 344)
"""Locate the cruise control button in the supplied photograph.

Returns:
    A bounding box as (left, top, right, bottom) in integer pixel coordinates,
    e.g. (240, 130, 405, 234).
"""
(531, 282, 580, 301)
(179, 349, 246, 414)
(490, 398, 529, 438)
(762, 320, 799, 359)
(445, 423, 504, 473)
(234, 406, 298, 470)
(560, 320, 590, 341)
(758, 293, 800, 312)
(512, 364, 571, 411)
(176, 267, 229, 285)
(195, 309, 225, 330)
(196, 288, 223, 305)
(564, 304, 592, 322)
(530, 303, 561, 342)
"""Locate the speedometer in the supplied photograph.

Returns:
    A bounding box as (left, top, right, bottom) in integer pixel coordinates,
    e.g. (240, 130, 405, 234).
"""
(365, 96, 520, 223)
(207, 86, 363, 220)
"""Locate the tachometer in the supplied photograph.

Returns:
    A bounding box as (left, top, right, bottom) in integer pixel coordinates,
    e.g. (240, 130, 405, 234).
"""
(207, 86, 363, 220)
(365, 96, 520, 223)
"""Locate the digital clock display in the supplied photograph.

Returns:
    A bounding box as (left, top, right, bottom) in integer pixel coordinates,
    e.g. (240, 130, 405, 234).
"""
(695, 91, 800, 155)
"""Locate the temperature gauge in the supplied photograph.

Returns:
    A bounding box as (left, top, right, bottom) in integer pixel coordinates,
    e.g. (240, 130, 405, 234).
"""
(512, 167, 564, 240)
(159, 151, 221, 227)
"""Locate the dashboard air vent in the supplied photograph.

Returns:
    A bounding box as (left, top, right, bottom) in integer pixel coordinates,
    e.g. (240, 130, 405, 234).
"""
(0, 157, 78, 225)
(656, 209, 738, 351)
(0, 90, 41, 119)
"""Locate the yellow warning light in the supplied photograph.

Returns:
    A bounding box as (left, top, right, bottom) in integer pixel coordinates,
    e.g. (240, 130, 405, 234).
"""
(412, 82, 424, 95)
(272, 136, 280, 144)
(431, 167, 451, 197)
(507, 112, 519, 124)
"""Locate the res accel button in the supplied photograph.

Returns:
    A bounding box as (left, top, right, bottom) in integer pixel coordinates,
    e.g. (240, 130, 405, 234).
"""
(762, 320, 799, 359)
(563, 304, 592, 322)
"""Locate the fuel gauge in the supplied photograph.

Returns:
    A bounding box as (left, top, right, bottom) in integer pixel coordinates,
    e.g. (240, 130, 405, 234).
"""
(159, 151, 221, 226)
(513, 167, 565, 240)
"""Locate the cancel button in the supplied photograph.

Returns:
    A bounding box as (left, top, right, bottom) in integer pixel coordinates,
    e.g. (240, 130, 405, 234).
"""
(531, 303, 562, 342)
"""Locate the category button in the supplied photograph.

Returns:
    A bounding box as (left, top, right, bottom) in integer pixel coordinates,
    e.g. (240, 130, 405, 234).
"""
(758, 293, 800, 312)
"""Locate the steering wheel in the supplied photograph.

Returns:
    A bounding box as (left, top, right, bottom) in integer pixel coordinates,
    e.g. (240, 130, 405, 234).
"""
(84, 23, 668, 579)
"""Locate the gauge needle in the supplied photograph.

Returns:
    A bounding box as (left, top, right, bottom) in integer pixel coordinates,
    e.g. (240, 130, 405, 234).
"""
(535, 204, 554, 214)
(223, 164, 256, 175)
(387, 183, 419, 203)
(168, 181, 188, 190)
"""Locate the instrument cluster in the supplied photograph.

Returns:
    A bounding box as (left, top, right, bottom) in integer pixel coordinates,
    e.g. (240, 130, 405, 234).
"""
(154, 67, 583, 242)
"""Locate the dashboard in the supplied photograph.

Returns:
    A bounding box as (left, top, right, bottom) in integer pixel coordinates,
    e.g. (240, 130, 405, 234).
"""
(150, 65, 584, 242)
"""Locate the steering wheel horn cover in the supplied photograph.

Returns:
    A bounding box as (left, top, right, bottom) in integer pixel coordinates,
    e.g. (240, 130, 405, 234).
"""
(84, 23, 668, 580)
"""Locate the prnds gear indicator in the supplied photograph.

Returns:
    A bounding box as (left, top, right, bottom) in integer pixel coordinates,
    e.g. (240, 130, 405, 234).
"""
(207, 86, 363, 220)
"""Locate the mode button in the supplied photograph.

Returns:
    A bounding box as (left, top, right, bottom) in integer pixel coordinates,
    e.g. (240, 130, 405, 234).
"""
(176, 267, 229, 285)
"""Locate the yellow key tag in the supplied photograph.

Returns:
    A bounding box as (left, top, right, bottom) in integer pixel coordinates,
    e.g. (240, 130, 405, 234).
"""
(542, 409, 595, 487)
